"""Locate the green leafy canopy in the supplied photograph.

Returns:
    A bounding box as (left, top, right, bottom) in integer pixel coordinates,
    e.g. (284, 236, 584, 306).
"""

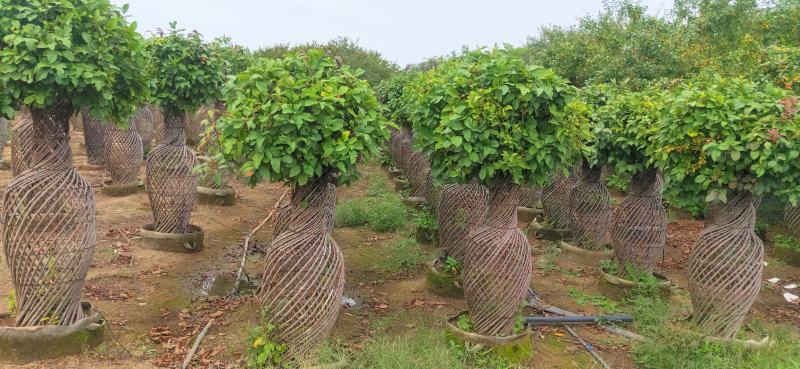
(0, 0, 150, 122)
(405, 47, 589, 187)
(146, 23, 225, 115)
(649, 74, 800, 204)
(212, 49, 389, 187)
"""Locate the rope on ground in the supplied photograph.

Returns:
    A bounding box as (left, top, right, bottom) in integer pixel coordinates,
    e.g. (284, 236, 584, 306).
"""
(230, 188, 290, 296)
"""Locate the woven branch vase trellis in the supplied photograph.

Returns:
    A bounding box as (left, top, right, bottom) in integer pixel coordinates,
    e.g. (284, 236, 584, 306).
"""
(11, 110, 34, 177)
(0, 117, 9, 162)
(569, 162, 611, 250)
(463, 178, 532, 336)
(145, 111, 198, 234)
(541, 169, 577, 229)
(103, 120, 143, 187)
(388, 128, 413, 173)
(80, 107, 106, 166)
(2, 104, 96, 327)
(437, 181, 489, 263)
(786, 203, 800, 238)
(131, 106, 156, 154)
(518, 186, 542, 208)
(406, 150, 432, 199)
(259, 175, 344, 358)
(610, 170, 667, 274)
(688, 191, 763, 338)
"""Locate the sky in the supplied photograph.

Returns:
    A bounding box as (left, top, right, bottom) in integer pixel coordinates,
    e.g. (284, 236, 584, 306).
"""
(112, 0, 671, 67)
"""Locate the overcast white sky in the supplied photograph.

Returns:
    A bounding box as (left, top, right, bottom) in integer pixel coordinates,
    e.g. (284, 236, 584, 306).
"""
(112, 0, 671, 67)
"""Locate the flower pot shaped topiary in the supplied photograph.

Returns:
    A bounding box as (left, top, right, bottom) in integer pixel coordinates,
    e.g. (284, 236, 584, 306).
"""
(209, 50, 388, 358)
(141, 23, 225, 250)
(0, 1, 150, 359)
(404, 48, 589, 339)
(649, 75, 800, 339)
(103, 113, 144, 197)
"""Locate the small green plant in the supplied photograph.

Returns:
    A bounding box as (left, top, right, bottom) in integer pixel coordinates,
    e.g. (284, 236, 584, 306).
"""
(442, 256, 462, 275)
(600, 259, 660, 285)
(754, 221, 768, 238)
(382, 238, 425, 274)
(774, 235, 800, 252)
(6, 290, 16, 317)
(606, 173, 630, 193)
(568, 287, 619, 313)
(246, 324, 289, 369)
(414, 207, 438, 242)
(335, 198, 371, 227)
(456, 314, 474, 332)
(366, 174, 389, 196)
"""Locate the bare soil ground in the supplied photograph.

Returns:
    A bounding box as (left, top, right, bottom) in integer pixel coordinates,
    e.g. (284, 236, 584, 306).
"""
(0, 130, 798, 368)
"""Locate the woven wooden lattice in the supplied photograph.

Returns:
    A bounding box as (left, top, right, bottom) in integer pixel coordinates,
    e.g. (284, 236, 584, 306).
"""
(406, 150, 432, 199)
(131, 106, 156, 153)
(610, 170, 667, 274)
(464, 178, 532, 337)
(542, 170, 576, 229)
(11, 110, 35, 177)
(80, 107, 106, 166)
(786, 203, 800, 238)
(569, 163, 611, 250)
(437, 181, 489, 263)
(688, 192, 763, 338)
(145, 111, 198, 234)
(2, 104, 95, 327)
(518, 185, 542, 208)
(259, 176, 344, 357)
(104, 120, 143, 186)
(388, 128, 413, 174)
(0, 117, 9, 161)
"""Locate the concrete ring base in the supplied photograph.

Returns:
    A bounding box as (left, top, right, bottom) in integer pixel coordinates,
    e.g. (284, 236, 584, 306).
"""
(138, 223, 204, 253)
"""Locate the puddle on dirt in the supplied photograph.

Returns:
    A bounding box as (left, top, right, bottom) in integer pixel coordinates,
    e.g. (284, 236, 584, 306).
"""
(194, 270, 256, 297)
(342, 294, 364, 310)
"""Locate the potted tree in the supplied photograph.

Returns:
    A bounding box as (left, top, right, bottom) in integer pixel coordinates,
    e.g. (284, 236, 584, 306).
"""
(0, 0, 149, 363)
(650, 75, 800, 339)
(411, 49, 587, 361)
(594, 88, 671, 299)
(139, 23, 224, 252)
(211, 50, 387, 362)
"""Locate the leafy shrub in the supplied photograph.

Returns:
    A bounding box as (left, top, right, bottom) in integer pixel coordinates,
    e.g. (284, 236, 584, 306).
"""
(0, 0, 150, 122)
(606, 173, 631, 193)
(414, 207, 438, 242)
(382, 238, 425, 274)
(213, 50, 388, 187)
(245, 324, 289, 369)
(442, 256, 462, 275)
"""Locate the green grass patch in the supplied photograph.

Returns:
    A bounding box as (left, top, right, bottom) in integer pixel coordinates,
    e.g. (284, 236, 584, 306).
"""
(567, 287, 619, 314)
(774, 234, 800, 252)
(336, 197, 372, 227)
(381, 237, 426, 274)
(335, 192, 408, 232)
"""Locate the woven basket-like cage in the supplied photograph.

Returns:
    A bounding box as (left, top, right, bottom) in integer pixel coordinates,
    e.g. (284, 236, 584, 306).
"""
(0, 117, 9, 161)
(11, 110, 35, 177)
(786, 203, 800, 238)
(518, 185, 542, 208)
(145, 112, 198, 234)
(541, 169, 577, 229)
(610, 170, 667, 274)
(464, 178, 532, 337)
(80, 107, 107, 166)
(2, 105, 95, 327)
(437, 182, 489, 263)
(104, 121, 143, 186)
(388, 128, 413, 174)
(259, 176, 344, 357)
(149, 105, 167, 147)
(569, 163, 611, 250)
(132, 106, 156, 153)
(406, 150, 432, 199)
(688, 192, 763, 338)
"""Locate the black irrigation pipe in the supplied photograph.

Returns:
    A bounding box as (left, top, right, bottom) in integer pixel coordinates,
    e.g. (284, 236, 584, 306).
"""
(524, 314, 634, 326)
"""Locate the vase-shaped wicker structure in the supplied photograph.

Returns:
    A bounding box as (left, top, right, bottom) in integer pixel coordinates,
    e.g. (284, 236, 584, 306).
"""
(610, 169, 667, 274)
(104, 120, 143, 187)
(388, 128, 413, 173)
(463, 178, 532, 336)
(0, 117, 9, 161)
(259, 175, 344, 357)
(688, 191, 762, 338)
(80, 107, 106, 166)
(2, 104, 95, 327)
(11, 110, 34, 177)
(541, 169, 577, 229)
(437, 181, 489, 263)
(518, 186, 542, 208)
(786, 203, 800, 238)
(569, 161, 611, 250)
(145, 110, 198, 234)
(131, 106, 156, 154)
(406, 150, 432, 199)
(148, 105, 167, 147)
